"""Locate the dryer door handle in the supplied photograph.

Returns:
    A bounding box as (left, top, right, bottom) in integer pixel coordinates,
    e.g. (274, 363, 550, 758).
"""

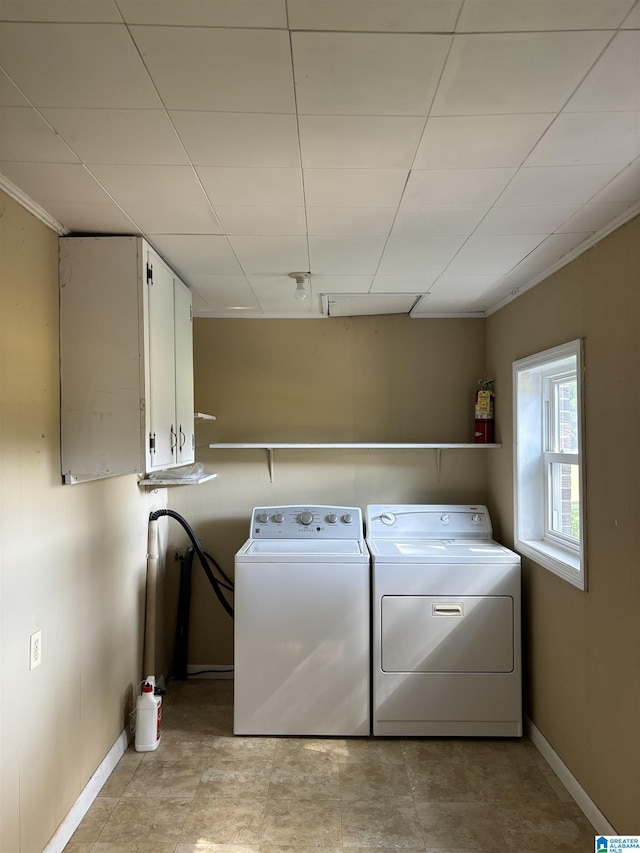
(432, 603, 464, 617)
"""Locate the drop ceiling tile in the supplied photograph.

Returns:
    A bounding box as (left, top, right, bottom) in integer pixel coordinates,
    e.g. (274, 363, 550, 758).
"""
(288, 0, 462, 31)
(197, 167, 303, 208)
(124, 202, 223, 235)
(119, 0, 287, 26)
(326, 293, 419, 317)
(475, 204, 580, 235)
(303, 169, 408, 208)
(42, 109, 188, 165)
(377, 235, 466, 275)
(557, 200, 638, 233)
(0, 107, 78, 162)
(0, 0, 121, 21)
(310, 275, 373, 295)
(148, 235, 243, 278)
(170, 112, 300, 168)
(89, 164, 208, 208)
(130, 26, 295, 113)
(566, 32, 640, 112)
(392, 207, 487, 237)
(228, 236, 309, 274)
(402, 169, 516, 207)
(187, 275, 261, 314)
(622, 4, 640, 26)
(431, 32, 611, 115)
(414, 115, 554, 169)
(497, 164, 622, 206)
(214, 206, 306, 236)
(371, 275, 438, 293)
(456, 0, 634, 31)
(445, 234, 546, 275)
(40, 201, 139, 233)
(292, 32, 451, 116)
(412, 273, 505, 314)
(299, 116, 425, 169)
(306, 207, 396, 237)
(308, 235, 387, 274)
(0, 23, 161, 108)
(526, 113, 640, 167)
(411, 292, 479, 315)
(0, 161, 114, 204)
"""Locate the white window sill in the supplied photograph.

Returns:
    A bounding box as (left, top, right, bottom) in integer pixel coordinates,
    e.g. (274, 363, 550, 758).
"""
(516, 538, 585, 590)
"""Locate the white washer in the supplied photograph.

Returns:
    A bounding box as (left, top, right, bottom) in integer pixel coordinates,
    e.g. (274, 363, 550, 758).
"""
(234, 505, 370, 736)
(367, 504, 522, 738)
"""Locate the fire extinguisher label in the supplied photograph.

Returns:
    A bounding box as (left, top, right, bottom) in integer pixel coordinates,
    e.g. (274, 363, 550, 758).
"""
(475, 390, 493, 417)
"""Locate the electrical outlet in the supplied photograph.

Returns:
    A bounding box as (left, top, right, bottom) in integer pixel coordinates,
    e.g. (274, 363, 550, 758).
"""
(30, 630, 42, 670)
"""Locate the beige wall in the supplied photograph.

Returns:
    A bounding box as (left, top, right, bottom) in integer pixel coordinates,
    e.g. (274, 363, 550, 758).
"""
(486, 215, 640, 833)
(0, 192, 167, 853)
(167, 315, 489, 666)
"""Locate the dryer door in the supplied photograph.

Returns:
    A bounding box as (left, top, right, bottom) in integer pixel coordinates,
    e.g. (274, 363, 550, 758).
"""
(381, 595, 514, 673)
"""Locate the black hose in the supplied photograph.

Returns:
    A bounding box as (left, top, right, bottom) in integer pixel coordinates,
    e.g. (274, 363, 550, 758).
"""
(172, 547, 194, 680)
(149, 509, 234, 619)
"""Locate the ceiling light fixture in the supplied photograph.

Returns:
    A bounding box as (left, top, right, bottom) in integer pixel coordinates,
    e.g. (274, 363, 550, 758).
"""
(289, 271, 310, 301)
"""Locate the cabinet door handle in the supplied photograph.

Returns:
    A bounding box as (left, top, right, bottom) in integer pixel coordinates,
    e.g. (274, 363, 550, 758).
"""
(179, 425, 186, 450)
(170, 426, 177, 452)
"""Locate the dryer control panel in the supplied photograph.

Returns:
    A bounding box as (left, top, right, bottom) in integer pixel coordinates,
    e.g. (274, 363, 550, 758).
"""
(366, 504, 492, 540)
(251, 505, 363, 538)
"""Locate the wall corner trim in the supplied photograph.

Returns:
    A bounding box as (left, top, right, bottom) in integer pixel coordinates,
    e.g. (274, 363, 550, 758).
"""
(526, 715, 616, 836)
(42, 728, 130, 853)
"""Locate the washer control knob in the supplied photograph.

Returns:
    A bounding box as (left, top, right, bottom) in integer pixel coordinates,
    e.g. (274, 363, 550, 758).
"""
(327, 513, 338, 524)
(441, 514, 450, 523)
(257, 513, 269, 524)
(272, 512, 284, 523)
(299, 511, 314, 525)
(380, 512, 396, 525)
(472, 513, 481, 523)
(342, 513, 353, 524)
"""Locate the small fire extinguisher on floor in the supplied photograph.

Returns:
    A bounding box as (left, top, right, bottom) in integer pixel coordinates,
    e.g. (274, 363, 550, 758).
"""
(474, 379, 495, 443)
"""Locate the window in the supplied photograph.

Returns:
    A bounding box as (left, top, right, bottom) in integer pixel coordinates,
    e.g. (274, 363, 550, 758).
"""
(513, 340, 586, 589)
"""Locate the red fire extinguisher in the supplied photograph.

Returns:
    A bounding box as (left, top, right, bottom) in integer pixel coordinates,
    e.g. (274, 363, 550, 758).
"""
(474, 379, 495, 443)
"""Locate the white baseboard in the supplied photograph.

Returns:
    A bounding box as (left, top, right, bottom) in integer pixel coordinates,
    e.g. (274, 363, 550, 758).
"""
(43, 728, 129, 853)
(186, 664, 234, 679)
(526, 716, 617, 835)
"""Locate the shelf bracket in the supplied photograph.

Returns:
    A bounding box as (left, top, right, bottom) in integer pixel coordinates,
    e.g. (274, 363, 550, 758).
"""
(267, 447, 274, 482)
(435, 448, 442, 483)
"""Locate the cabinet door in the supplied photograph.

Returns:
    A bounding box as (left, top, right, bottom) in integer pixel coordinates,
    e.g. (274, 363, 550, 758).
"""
(173, 278, 195, 465)
(145, 249, 177, 471)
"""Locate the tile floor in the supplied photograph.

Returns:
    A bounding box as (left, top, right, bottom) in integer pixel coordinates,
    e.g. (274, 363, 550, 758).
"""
(63, 678, 596, 853)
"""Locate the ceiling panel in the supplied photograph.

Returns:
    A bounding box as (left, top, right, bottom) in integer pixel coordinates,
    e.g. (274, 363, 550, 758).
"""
(119, 0, 287, 27)
(0, 4, 637, 319)
(288, 0, 462, 32)
(170, 112, 301, 168)
(456, 0, 635, 32)
(0, 23, 161, 108)
(292, 32, 451, 116)
(326, 292, 420, 317)
(431, 32, 612, 115)
(41, 109, 189, 165)
(299, 115, 425, 169)
(129, 26, 296, 113)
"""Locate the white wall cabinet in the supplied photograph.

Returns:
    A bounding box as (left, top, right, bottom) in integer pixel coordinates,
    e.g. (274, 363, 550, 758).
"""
(59, 236, 195, 483)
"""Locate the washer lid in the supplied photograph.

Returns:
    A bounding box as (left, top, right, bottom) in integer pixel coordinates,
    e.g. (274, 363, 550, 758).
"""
(237, 538, 368, 561)
(367, 539, 519, 563)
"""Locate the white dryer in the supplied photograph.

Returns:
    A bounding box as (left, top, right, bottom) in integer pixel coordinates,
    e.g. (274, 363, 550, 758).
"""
(234, 506, 370, 736)
(366, 504, 521, 738)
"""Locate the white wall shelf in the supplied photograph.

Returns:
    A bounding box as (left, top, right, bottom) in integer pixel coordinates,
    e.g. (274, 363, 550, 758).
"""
(208, 442, 501, 482)
(138, 472, 218, 489)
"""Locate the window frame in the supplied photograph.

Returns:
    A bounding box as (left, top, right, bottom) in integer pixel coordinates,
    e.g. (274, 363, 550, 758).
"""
(513, 339, 587, 590)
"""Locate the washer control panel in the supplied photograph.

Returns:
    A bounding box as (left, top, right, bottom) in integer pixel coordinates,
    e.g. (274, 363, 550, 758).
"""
(366, 504, 492, 540)
(251, 506, 363, 538)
